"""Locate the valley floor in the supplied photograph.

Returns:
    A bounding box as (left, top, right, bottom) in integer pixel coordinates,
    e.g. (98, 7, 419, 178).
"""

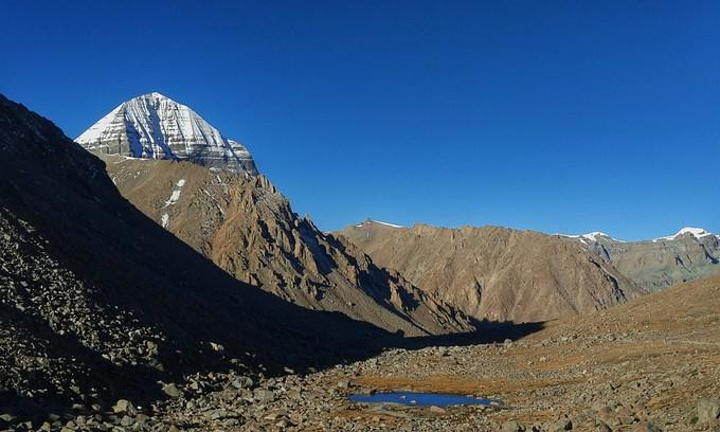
(151, 275, 720, 431)
(8, 275, 718, 432)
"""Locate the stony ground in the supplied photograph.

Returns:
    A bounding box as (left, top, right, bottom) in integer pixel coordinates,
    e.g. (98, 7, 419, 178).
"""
(6, 275, 718, 432)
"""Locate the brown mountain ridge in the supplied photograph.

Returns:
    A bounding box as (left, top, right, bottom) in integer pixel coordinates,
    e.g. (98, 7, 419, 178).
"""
(337, 220, 645, 323)
(100, 156, 473, 337)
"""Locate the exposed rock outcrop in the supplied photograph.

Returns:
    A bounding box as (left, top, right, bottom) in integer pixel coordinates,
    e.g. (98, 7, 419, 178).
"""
(102, 157, 473, 336)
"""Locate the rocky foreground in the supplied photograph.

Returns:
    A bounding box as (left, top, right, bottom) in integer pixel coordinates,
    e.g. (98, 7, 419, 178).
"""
(5, 275, 718, 431)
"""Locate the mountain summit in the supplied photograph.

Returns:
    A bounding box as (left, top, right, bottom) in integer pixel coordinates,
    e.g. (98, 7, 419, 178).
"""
(76, 92, 258, 175)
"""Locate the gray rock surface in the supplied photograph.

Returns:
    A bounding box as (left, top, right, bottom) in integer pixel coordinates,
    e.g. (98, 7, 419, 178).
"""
(697, 399, 720, 424)
(559, 230, 720, 292)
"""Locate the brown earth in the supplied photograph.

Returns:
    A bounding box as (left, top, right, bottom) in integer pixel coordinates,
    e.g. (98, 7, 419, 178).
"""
(337, 221, 645, 323)
(150, 274, 720, 431)
(346, 273, 720, 430)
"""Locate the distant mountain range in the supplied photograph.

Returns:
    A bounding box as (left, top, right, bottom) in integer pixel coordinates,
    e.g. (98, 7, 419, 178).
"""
(556, 227, 720, 292)
(556, 227, 718, 245)
(2, 91, 717, 427)
(337, 220, 645, 323)
(337, 220, 719, 323)
(73, 93, 716, 328)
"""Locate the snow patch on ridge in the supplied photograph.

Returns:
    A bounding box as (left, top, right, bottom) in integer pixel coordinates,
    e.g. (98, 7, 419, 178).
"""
(357, 219, 405, 229)
(557, 232, 623, 243)
(582, 232, 612, 242)
(163, 179, 186, 207)
(653, 227, 713, 242)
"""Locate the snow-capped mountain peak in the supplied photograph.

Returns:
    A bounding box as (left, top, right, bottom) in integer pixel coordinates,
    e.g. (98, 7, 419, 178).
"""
(76, 92, 257, 175)
(653, 227, 714, 242)
(559, 227, 718, 244)
(557, 231, 622, 244)
(580, 232, 611, 242)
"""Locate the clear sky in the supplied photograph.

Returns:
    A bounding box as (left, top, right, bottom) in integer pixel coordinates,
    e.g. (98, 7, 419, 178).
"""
(2, 1, 718, 240)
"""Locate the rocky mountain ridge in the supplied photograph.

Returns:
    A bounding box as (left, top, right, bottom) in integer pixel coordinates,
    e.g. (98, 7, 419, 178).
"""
(0, 93, 396, 420)
(557, 227, 720, 292)
(337, 220, 644, 323)
(101, 157, 473, 336)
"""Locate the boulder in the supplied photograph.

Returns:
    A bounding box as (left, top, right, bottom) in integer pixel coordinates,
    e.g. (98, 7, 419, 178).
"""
(698, 399, 720, 424)
(502, 421, 524, 432)
(112, 399, 137, 416)
(162, 383, 183, 399)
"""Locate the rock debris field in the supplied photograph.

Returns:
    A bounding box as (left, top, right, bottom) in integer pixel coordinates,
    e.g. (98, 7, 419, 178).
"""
(4, 275, 718, 432)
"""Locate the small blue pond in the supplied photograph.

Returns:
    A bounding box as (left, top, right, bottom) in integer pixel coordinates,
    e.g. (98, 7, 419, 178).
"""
(348, 392, 495, 407)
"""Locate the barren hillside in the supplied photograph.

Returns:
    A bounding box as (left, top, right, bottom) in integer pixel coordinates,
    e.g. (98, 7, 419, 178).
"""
(338, 221, 645, 323)
(102, 158, 472, 336)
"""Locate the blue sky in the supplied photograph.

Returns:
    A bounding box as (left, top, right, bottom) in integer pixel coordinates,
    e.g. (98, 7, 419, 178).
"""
(2, 1, 718, 239)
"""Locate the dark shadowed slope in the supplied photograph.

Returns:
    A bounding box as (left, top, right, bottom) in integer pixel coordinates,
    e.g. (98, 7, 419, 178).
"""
(100, 157, 473, 336)
(0, 94, 395, 413)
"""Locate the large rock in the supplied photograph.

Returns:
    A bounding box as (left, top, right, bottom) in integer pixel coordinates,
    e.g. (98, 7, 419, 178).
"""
(112, 399, 137, 415)
(161, 383, 183, 399)
(697, 399, 720, 424)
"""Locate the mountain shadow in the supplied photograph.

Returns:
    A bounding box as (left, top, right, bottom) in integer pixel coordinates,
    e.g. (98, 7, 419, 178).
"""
(100, 155, 475, 337)
(0, 94, 546, 421)
(398, 319, 546, 349)
(0, 94, 396, 409)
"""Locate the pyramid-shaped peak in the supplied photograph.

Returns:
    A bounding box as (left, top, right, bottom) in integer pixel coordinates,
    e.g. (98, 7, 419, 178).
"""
(145, 91, 168, 98)
(120, 92, 188, 112)
(76, 93, 258, 175)
(130, 92, 176, 103)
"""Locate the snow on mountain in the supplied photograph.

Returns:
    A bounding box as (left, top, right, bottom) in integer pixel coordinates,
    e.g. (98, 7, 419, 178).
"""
(653, 227, 714, 242)
(580, 232, 613, 242)
(557, 231, 622, 244)
(76, 92, 257, 175)
(356, 219, 405, 229)
(559, 227, 716, 244)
